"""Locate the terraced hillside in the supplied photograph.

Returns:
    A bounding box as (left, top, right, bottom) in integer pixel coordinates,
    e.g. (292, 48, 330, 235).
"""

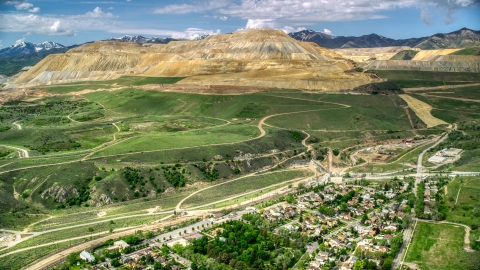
(7, 29, 373, 91)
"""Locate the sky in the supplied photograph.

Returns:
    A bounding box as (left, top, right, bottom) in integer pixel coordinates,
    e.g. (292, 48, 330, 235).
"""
(0, 0, 479, 47)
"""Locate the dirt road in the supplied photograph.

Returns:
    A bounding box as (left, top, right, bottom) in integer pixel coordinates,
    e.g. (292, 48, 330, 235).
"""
(0, 144, 29, 158)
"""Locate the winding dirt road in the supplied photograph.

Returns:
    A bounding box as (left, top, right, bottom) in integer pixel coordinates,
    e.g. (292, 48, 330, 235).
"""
(0, 145, 29, 158)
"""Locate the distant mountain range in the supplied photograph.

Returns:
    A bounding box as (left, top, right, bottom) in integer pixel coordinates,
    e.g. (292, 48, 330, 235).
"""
(0, 27, 478, 78)
(288, 27, 480, 49)
(0, 41, 65, 57)
(109, 34, 209, 44)
(109, 35, 176, 45)
(0, 45, 76, 77)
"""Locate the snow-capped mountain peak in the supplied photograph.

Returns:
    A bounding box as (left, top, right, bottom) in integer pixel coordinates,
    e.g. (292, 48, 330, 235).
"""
(35, 41, 65, 52)
(110, 35, 175, 45)
(0, 41, 66, 57)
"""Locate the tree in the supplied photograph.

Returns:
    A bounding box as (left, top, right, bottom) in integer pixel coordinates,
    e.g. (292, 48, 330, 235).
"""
(361, 214, 368, 225)
(111, 258, 121, 267)
(274, 254, 291, 270)
(66, 252, 79, 266)
(341, 202, 348, 212)
(382, 257, 393, 270)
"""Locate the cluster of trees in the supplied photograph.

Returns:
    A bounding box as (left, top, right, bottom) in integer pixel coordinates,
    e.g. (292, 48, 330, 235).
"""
(353, 233, 403, 270)
(289, 131, 306, 143)
(415, 182, 425, 218)
(162, 164, 187, 187)
(315, 147, 329, 161)
(194, 163, 219, 181)
(31, 134, 81, 154)
(64, 183, 90, 207)
(188, 220, 300, 269)
(432, 130, 479, 152)
(123, 167, 145, 189)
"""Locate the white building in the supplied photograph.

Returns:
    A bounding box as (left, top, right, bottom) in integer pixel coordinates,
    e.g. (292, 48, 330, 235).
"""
(442, 148, 463, 157)
(114, 240, 130, 250)
(428, 155, 446, 164)
(80, 250, 95, 263)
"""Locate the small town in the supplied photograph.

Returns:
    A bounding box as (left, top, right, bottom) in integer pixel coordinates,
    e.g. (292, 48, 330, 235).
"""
(64, 176, 420, 270)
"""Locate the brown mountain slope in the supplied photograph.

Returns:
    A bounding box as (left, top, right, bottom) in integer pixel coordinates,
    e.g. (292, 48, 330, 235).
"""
(9, 29, 375, 91)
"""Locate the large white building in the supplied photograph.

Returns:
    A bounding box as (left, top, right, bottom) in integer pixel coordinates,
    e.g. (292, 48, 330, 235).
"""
(80, 250, 95, 263)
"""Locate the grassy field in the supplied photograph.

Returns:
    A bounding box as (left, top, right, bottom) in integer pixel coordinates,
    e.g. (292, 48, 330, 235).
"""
(443, 177, 480, 227)
(405, 221, 480, 270)
(182, 169, 311, 208)
(0, 237, 87, 270)
(409, 93, 480, 124)
(348, 163, 410, 174)
(1, 214, 167, 255)
(412, 85, 480, 100)
(91, 123, 259, 157)
(372, 70, 480, 88)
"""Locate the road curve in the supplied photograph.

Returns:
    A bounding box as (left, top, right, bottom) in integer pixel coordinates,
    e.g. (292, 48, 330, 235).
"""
(0, 145, 29, 158)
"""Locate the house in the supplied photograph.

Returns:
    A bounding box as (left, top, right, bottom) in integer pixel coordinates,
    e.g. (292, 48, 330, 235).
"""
(80, 250, 95, 263)
(310, 261, 322, 268)
(114, 240, 130, 250)
(315, 251, 329, 263)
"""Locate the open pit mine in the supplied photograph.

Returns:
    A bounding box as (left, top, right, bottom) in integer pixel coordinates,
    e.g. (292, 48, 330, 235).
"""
(5, 29, 376, 91)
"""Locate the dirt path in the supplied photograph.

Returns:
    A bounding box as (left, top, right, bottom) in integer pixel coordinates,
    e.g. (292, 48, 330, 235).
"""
(399, 94, 448, 128)
(267, 94, 351, 108)
(455, 187, 462, 205)
(403, 82, 480, 91)
(403, 107, 418, 135)
(401, 262, 420, 270)
(0, 144, 29, 158)
(184, 174, 309, 211)
(112, 122, 120, 140)
(12, 186, 20, 200)
(419, 93, 480, 103)
(66, 108, 80, 123)
(328, 149, 333, 173)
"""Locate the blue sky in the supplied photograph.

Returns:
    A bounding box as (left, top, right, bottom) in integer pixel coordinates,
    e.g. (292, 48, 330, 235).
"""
(0, 0, 479, 47)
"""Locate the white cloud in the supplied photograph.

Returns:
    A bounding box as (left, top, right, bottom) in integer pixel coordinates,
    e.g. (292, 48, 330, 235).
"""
(172, 28, 221, 39)
(15, 2, 32, 10)
(245, 19, 276, 29)
(109, 27, 221, 39)
(84, 7, 114, 18)
(420, 5, 434, 25)
(323, 29, 333, 36)
(7, 1, 40, 13)
(153, 0, 230, 14)
(153, 0, 479, 27)
(214, 15, 228, 21)
(15, 37, 25, 44)
(280, 26, 306, 34)
(0, 39, 3, 47)
(0, 7, 118, 36)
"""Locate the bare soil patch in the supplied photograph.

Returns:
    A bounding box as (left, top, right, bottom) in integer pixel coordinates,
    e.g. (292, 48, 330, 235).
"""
(399, 94, 448, 127)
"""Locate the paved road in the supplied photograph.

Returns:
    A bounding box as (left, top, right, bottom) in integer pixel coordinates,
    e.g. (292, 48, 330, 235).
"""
(414, 132, 449, 197)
